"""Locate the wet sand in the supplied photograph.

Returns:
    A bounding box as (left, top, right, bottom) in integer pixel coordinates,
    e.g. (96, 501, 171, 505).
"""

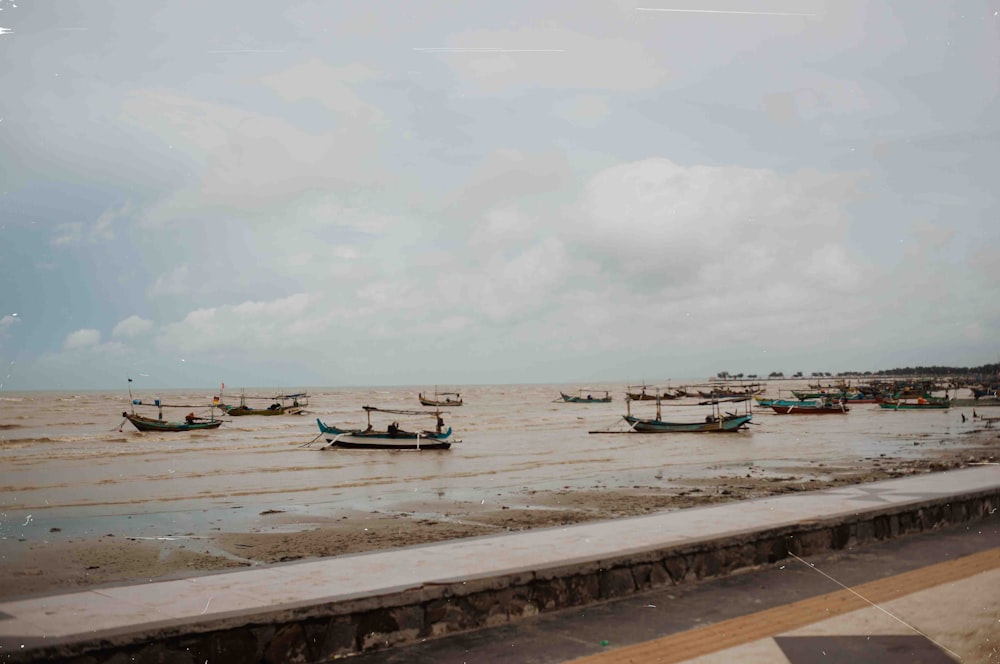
(5, 430, 997, 601)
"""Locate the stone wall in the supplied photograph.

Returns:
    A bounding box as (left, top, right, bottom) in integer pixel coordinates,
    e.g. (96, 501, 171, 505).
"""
(13, 487, 999, 664)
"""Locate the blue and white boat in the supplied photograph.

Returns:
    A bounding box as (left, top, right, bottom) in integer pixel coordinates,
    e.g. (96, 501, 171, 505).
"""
(316, 406, 455, 450)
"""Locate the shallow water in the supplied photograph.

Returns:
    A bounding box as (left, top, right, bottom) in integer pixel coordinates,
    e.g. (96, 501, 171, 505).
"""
(0, 381, 975, 546)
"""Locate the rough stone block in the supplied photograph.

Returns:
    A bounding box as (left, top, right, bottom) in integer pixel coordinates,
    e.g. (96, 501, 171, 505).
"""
(664, 555, 687, 583)
(307, 616, 356, 661)
(264, 624, 309, 664)
(598, 567, 636, 599)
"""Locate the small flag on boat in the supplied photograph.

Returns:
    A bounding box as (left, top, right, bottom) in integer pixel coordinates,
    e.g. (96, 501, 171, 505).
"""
(221, 382, 225, 389)
(128, 377, 132, 382)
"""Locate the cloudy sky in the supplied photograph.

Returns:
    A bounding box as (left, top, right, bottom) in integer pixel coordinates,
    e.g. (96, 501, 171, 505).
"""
(1, 1, 998, 391)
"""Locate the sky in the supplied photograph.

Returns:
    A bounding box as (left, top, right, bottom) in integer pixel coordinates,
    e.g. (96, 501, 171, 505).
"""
(0, 1, 998, 391)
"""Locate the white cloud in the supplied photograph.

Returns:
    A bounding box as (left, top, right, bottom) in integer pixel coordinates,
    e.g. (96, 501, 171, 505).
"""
(52, 223, 84, 247)
(447, 149, 574, 218)
(552, 94, 611, 127)
(122, 89, 383, 213)
(572, 158, 863, 283)
(471, 237, 572, 323)
(435, 28, 667, 94)
(260, 59, 383, 121)
(468, 207, 541, 252)
(112, 315, 153, 339)
(64, 328, 101, 349)
(49, 201, 132, 247)
(156, 293, 324, 354)
(91, 200, 132, 242)
(148, 265, 194, 297)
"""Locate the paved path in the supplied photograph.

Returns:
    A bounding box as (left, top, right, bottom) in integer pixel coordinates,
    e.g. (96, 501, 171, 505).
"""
(573, 546, 1000, 663)
(1, 465, 997, 662)
(349, 520, 1000, 663)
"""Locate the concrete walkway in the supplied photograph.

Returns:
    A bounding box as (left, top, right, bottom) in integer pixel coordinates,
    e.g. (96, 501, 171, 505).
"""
(347, 517, 1000, 663)
(1, 466, 997, 663)
(573, 543, 1000, 663)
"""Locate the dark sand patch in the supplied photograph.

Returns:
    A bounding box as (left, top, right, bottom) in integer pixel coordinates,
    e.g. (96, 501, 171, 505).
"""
(3, 432, 997, 601)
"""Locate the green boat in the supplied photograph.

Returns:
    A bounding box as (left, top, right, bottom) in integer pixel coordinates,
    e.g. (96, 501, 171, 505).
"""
(121, 379, 222, 431)
(560, 389, 612, 403)
(879, 397, 949, 410)
(602, 395, 752, 433)
(122, 411, 223, 432)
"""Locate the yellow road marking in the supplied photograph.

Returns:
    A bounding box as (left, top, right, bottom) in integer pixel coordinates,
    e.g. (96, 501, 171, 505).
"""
(571, 547, 1000, 663)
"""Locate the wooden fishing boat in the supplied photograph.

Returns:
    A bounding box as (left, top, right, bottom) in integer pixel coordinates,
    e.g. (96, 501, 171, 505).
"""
(120, 380, 222, 431)
(316, 407, 455, 450)
(696, 382, 763, 399)
(625, 385, 679, 401)
(793, 388, 882, 404)
(624, 412, 752, 433)
(841, 395, 883, 404)
(121, 411, 222, 432)
(560, 389, 612, 403)
(756, 397, 819, 408)
(790, 390, 835, 400)
(418, 390, 463, 407)
(216, 390, 308, 416)
(879, 397, 950, 410)
(770, 400, 849, 415)
(971, 387, 998, 400)
(601, 395, 752, 433)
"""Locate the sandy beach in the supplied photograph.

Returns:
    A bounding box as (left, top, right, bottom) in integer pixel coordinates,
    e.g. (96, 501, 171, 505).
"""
(5, 426, 997, 601)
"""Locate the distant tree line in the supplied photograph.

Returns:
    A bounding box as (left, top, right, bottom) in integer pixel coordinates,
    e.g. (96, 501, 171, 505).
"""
(718, 363, 1000, 380)
(838, 363, 1000, 378)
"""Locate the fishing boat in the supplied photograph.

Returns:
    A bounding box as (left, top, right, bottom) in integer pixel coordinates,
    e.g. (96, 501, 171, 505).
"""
(560, 389, 612, 403)
(119, 380, 222, 432)
(418, 390, 463, 407)
(879, 397, 950, 410)
(316, 406, 455, 450)
(600, 395, 752, 433)
(790, 390, 834, 400)
(770, 399, 850, 415)
(840, 394, 883, 404)
(756, 397, 819, 408)
(971, 386, 998, 400)
(625, 385, 679, 401)
(792, 389, 882, 404)
(216, 389, 308, 416)
(695, 382, 764, 399)
(121, 411, 223, 432)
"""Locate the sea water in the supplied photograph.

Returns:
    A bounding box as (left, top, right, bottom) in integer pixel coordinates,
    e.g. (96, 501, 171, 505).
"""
(0, 381, 972, 544)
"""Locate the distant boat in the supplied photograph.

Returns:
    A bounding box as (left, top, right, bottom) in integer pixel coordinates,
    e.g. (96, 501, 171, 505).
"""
(770, 400, 849, 415)
(791, 389, 882, 404)
(216, 389, 308, 416)
(971, 387, 998, 400)
(120, 380, 222, 432)
(879, 397, 950, 410)
(756, 397, 819, 408)
(418, 390, 463, 407)
(560, 389, 612, 403)
(316, 406, 455, 450)
(625, 385, 679, 401)
(695, 382, 764, 399)
(790, 390, 833, 400)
